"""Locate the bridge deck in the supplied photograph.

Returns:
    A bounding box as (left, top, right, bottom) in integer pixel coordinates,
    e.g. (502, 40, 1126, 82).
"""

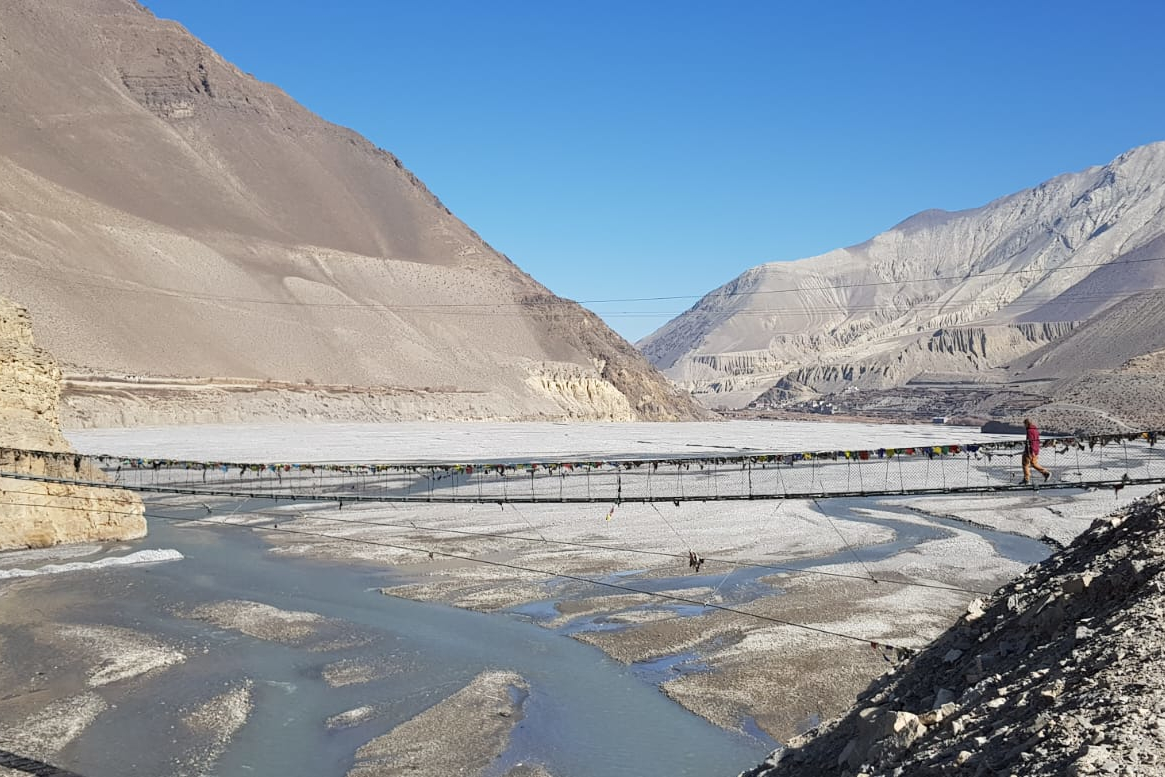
(2, 432, 1161, 504)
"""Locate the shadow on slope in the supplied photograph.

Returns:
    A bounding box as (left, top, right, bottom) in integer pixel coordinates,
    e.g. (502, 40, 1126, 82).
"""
(743, 488, 1165, 777)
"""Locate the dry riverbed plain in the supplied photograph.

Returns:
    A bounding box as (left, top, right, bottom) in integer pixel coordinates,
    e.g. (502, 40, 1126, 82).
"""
(1, 421, 1155, 776)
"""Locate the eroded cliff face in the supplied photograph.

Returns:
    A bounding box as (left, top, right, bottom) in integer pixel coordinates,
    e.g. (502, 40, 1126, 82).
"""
(523, 362, 636, 421)
(0, 302, 69, 451)
(644, 142, 1165, 414)
(720, 322, 1072, 407)
(0, 298, 144, 550)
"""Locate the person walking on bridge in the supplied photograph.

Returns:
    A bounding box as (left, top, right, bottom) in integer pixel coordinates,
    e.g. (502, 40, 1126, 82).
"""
(1021, 418, 1050, 485)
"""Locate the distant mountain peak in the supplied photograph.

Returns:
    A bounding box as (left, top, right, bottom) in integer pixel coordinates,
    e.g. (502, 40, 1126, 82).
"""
(640, 140, 1165, 426)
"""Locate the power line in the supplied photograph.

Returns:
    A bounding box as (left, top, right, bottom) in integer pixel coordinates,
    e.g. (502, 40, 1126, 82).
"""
(604, 286, 1165, 320)
(9, 255, 1165, 314)
(584, 255, 1165, 304)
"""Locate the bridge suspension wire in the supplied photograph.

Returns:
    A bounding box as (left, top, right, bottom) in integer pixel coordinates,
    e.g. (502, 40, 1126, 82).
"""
(141, 507, 922, 656)
(814, 498, 878, 585)
(0, 493, 920, 656)
(0, 487, 994, 596)
(649, 501, 693, 549)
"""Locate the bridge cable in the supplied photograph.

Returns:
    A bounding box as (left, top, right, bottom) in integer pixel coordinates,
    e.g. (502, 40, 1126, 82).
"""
(814, 498, 879, 585)
(0, 491, 1000, 599)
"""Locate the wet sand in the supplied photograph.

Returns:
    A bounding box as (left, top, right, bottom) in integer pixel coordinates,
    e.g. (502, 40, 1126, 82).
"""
(251, 492, 1056, 745)
(348, 670, 526, 776)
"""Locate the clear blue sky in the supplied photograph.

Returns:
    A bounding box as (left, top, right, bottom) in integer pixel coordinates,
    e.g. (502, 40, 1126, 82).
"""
(143, 1, 1165, 342)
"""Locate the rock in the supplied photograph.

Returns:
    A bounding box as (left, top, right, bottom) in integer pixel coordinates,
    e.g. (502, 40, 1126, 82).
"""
(837, 738, 858, 768)
(0, 298, 145, 549)
(1068, 745, 1114, 777)
(943, 649, 964, 664)
(933, 688, 956, 709)
(866, 711, 927, 764)
(740, 491, 1165, 777)
(1062, 573, 1098, 595)
(1040, 679, 1066, 703)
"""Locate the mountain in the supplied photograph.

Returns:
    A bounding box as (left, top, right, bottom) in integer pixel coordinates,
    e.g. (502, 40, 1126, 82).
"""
(640, 142, 1165, 429)
(0, 0, 707, 425)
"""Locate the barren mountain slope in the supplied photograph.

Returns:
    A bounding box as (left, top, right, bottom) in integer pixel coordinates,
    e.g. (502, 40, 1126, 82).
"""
(642, 143, 1165, 420)
(0, 0, 706, 424)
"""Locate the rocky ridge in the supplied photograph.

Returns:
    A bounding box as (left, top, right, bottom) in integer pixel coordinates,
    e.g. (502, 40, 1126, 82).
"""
(741, 488, 1165, 777)
(0, 296, 143, 549)
(643, 143, 1165, 428)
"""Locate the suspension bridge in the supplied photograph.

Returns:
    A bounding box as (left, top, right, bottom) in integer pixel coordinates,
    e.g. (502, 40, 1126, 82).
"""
(2, 431, 1162, 777)
(2, 431, 1161, 505)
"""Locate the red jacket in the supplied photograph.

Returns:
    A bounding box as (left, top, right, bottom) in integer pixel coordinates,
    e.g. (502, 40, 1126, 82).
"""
(1025, 426, 1040, 455)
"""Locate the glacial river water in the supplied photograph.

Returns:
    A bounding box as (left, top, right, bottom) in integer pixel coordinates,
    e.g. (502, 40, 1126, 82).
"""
(22, 493, 1052, 777)
(58, 510, 770, 777)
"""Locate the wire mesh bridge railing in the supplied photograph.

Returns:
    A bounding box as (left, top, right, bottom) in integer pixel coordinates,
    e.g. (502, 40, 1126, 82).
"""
(2, 431, 1162, 504)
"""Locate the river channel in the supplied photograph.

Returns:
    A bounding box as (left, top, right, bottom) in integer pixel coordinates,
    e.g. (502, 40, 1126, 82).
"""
(53, 507, 769, 777)
(8, 492, 1052, 777)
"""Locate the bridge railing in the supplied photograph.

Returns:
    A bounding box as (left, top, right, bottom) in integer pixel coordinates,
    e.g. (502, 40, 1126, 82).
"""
(2, 431, 1161, 504)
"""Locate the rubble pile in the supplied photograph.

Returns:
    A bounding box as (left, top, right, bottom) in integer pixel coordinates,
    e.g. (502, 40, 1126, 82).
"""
(743, 489, 1165, 777)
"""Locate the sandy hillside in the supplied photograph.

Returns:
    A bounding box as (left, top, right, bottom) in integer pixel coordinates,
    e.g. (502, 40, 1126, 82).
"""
(0, 0, 705, 424)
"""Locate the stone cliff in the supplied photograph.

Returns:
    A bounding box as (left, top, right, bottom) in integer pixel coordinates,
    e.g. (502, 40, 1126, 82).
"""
(0, 297, 144, 550)
(750, 323, 1079, 398)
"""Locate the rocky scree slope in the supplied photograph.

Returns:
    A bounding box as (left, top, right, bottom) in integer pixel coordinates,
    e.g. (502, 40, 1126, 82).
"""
(643, 142, 1165, 427)
(741, 488, 1165, 777)
(0, 296, 143, 549)
(0, 0, 707, 424)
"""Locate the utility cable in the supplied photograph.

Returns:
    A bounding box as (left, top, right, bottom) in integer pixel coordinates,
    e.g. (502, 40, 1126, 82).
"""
(14, 255, 1165, 311)
(149, 505, 923, 654)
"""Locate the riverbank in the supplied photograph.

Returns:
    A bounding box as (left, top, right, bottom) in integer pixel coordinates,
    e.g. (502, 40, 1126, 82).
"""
(2, 421, 1154, 775)
(742, 489, 1165, 776)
